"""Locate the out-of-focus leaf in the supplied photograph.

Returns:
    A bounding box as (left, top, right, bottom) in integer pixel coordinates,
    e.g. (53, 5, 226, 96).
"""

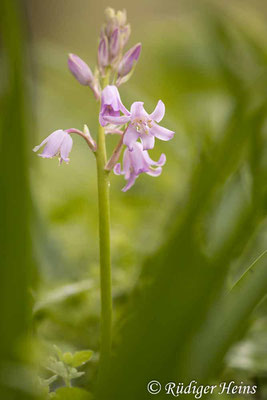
(53, 387, 92, 400)
(0, 0, 38, 399)
(55, 346, 93, 368)
(227, 318, 267, 374)
(69, 350, 93, 368)
(46, 356, 85, 386)
(68, 368, 84, 380)
(47, 360, 67, 380)
(39, 375, 58, 387)
(33, 280, 93, 314)
(186, 251, 267, 380)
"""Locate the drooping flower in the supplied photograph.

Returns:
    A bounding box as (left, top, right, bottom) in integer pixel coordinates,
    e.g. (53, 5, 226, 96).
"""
(103, 99, 174, 150)
(99, 85, 130, 127)
(33, 130, 73, 164)
(114, 142, 166, 191)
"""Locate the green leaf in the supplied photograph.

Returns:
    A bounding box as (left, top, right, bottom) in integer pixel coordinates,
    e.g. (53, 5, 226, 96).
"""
(53, 345, 64, 361)
(70, 350, 93, 368)
(186, 251, 267, 379)
(54, 345, 93, 368)
(33, 280, 93, 314)
(47, 359, 68, 380)
(62, 352, 74, 365)
(53, 387, 92, 400)
(68, 367, 85, 380)
(39, 375, 58, 387)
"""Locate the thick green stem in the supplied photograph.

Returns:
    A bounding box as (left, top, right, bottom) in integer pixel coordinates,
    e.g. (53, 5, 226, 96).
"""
(96, 73, 112, 376)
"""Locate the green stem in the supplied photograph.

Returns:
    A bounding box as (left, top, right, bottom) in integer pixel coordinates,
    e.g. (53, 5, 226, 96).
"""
(96, 73, 112, 376)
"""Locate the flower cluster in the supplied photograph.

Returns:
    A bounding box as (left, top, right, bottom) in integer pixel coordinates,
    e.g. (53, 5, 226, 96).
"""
(100, 85, 174, 191)
(33, 8, 174, 191)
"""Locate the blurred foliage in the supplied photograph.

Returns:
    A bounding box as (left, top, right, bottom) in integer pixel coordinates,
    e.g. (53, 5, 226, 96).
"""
(0, 0, 38, 399)
(1, 0, 267, 399)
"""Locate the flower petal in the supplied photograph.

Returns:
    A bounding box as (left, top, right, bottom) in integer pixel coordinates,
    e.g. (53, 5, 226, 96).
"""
(122, 173, 137, 192)
(119, 102, 131, 117)
(129, 142, 150, 174)
(140, 133, 155, 150)
(103, 115, 130, 125)
(99, 85, 130, 126)
(101, 86, 130, 114)
(146, 167, 162, 177)
(149, 100, 165, 123)
(60, 133, 73, 163)
(99, 113, 107, 127)
(149, 123, 174, 141)
(114, 163, 122, 175)
(123, 125, 140, 150)
(143, 151, 166, 167)
(33, 130, 63, 152)
(38, 130, 66, 158)
(122, 148, 131, 179)
(130, 102, 148, 120)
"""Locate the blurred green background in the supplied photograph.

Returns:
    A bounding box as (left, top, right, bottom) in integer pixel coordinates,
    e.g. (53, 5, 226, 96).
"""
(1, 0, 267, 399)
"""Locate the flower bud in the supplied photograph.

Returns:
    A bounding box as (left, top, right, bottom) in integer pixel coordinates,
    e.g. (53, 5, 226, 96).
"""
(104, 8, 117, 38)
(117, 9, 127, 26)
(121, 24, 131, 48)
(105, 7, 115, 21)
(118, 43, 142, 77)
(104, 7, 128, 39)
(110, 28, 120, 60)
(68, 54, 93, 86)
(83, 124, 97, 152)
(98, 36, 109, 71)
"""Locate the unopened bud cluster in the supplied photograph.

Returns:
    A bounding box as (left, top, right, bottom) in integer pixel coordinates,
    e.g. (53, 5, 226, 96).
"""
(98, 7, 139, 81)
(67, 7, 141, 96)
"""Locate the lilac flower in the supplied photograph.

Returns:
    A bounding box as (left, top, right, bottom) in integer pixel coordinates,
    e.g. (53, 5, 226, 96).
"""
(118, 43, 142, 78)
(114, 142, 166, 191)
(68, 54, 94, 86)
(33, 130, 73, 164)
(99, 85, 130, 127)
(103, 100, 174, 150)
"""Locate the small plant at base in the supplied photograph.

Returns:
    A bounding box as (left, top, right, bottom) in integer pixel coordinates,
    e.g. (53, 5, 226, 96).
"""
(41, 345, 93, 394)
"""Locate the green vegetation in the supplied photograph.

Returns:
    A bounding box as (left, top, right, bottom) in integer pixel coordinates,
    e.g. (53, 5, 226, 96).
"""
(1, 1, 267, 399)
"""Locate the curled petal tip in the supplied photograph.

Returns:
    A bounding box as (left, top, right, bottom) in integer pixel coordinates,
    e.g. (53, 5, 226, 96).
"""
(114, 163, 122, 175)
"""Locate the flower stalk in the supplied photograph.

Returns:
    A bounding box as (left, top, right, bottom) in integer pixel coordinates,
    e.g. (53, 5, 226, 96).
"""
(105, 131, 125, 171)
(95, 73, 112, 377)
